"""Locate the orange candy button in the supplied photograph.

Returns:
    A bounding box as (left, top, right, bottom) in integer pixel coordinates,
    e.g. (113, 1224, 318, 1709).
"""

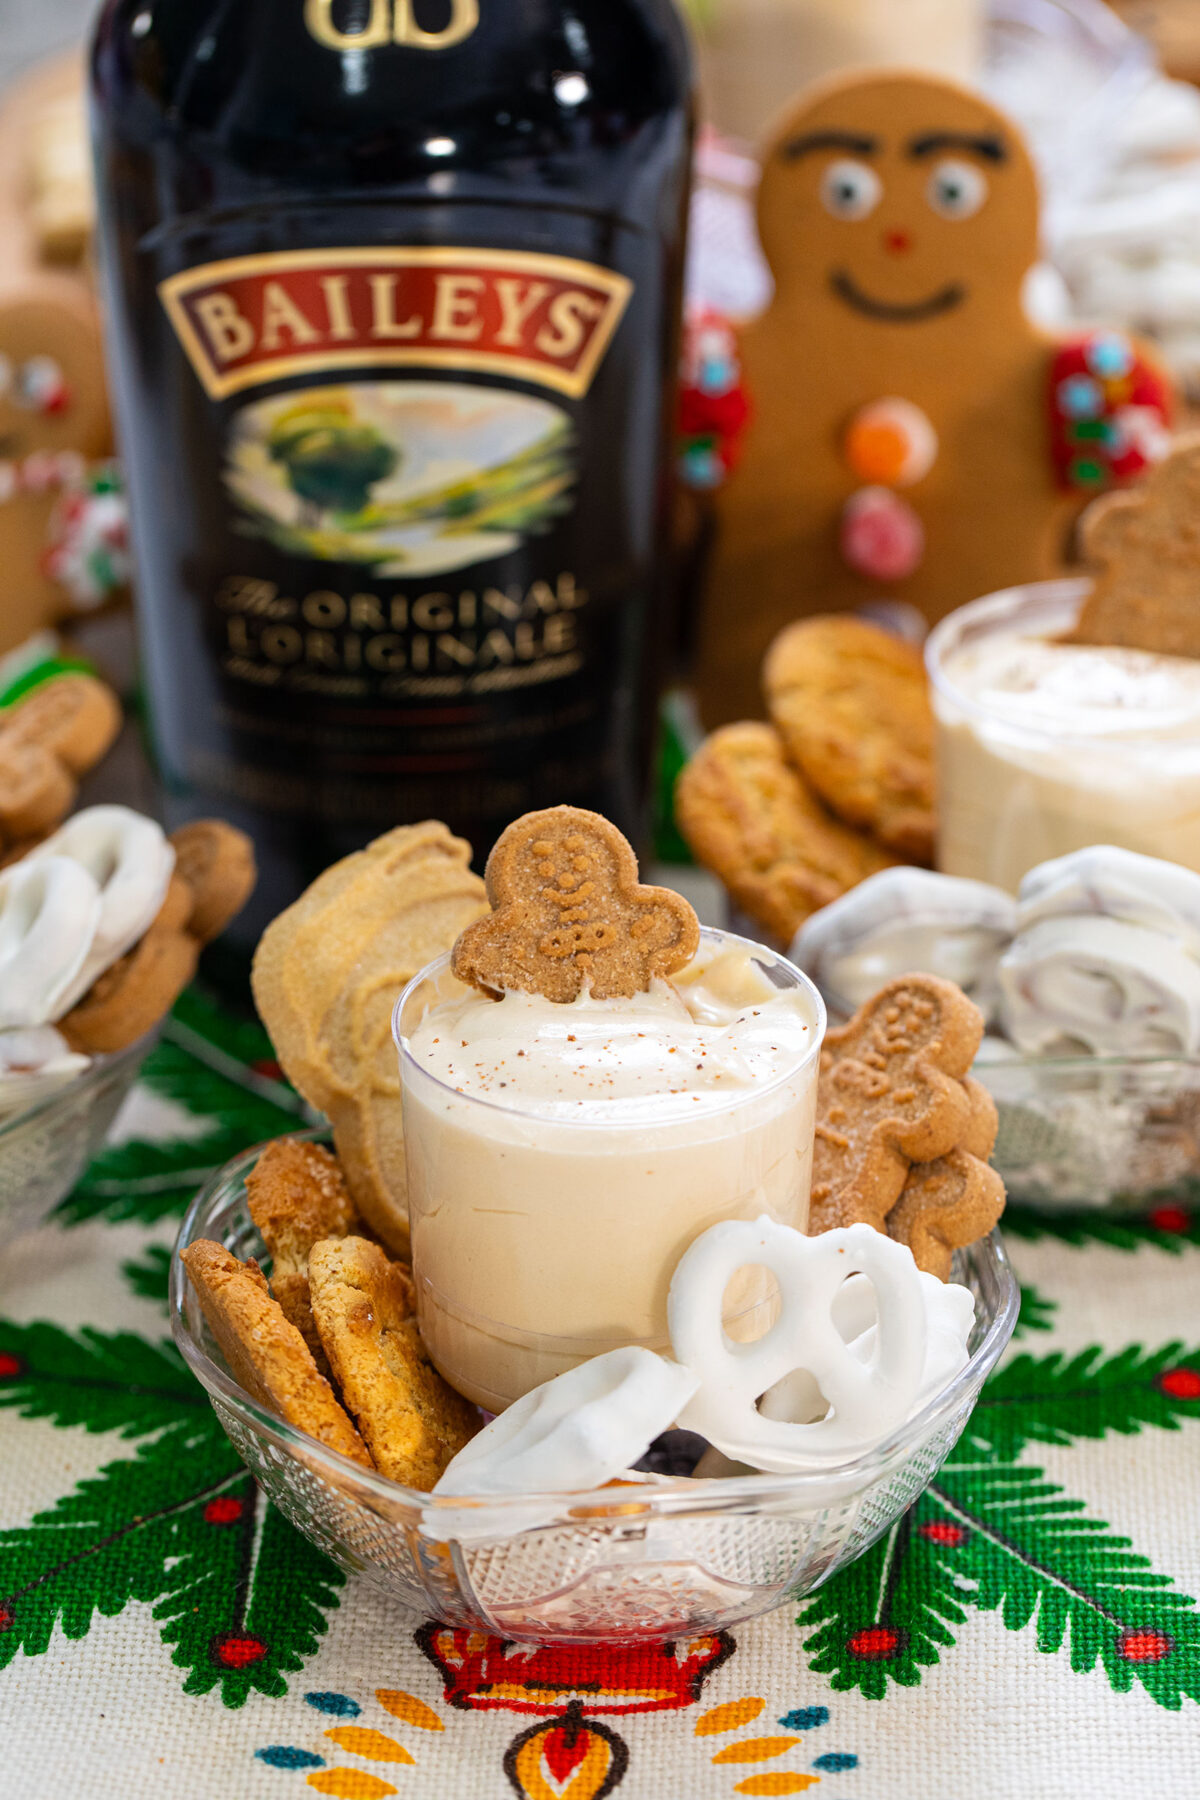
(844, 397, 937, 487)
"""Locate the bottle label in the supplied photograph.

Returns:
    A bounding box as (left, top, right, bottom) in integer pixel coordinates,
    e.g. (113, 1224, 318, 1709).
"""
(159, 247, 631, 401)
(304, 0, 479, 53)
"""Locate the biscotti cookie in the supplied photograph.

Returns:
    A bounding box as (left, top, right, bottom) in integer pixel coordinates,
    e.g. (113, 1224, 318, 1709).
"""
(181, 1238, 372, 1468)
(246, 1137, 367, 1369)
(309, 1236, 477, 1490)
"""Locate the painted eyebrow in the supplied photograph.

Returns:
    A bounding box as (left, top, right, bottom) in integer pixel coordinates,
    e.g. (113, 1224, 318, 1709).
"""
(781, 130, 881, 160)
(906, 131, 1008, 162)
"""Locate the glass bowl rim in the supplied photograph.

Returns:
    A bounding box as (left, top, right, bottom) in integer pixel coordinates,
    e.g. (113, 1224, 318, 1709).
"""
(0, 1029, 155, 1147)
(921, 575, 1153, 749)
(170, 1128, 1019, 1516)
(391, 925, 828, 1130)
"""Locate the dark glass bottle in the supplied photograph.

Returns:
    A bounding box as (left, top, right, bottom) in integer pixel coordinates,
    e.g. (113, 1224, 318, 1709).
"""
(90, 0, 694, 956)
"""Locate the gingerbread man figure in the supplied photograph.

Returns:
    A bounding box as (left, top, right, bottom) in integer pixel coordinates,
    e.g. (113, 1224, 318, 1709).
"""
(0, 58, 117, 658)
(694, 71, 1173, 725)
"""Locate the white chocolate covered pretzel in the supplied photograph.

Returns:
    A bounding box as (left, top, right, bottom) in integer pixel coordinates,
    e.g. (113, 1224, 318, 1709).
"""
(0, 1025, 89, 1117)
(433, 1346, 698, 1498)
(997, 914, 1200, 1056)
(1016, 845, 1200, 949)
(669, 1217, 928, 1470)
(792, 867, 1015, 1019)
(24, 806, 175, 1011)
(0, 854, 101, 1029)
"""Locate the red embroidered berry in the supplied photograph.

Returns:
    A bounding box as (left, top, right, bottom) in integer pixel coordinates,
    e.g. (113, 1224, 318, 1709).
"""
(1158, 1368, 1200, 1401)
(1148, 1206, 1191, 1234)
(0, 1605, 12, 1632)
(203, 1496, 245, 1524)
(846, 1627, 902, 1660)
(919, 1521, 967, 1546)
(212, 1633, 268, 1668)
(1118, 1629, 1172, 1664)
(0, 1353, 22, 1379)
(252, 1058, 284, 1081)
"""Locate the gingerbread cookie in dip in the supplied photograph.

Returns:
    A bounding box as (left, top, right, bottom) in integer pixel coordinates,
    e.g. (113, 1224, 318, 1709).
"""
(395, 806, 825, 1411)
(929, 439, 1200, 890)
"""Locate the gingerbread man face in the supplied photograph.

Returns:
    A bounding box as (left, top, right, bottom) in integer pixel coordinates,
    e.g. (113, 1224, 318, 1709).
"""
(0, 291, 109, 463)
(757, 72, 1039, 334)
(452, 806, 700, 1002)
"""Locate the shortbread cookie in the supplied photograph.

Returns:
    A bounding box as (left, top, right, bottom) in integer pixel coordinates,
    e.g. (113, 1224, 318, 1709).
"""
(764, 616, 936, 861)
(309, 1236, 478, 1490)
(181, 1238, 372, 1468)
(0, 672, 121, 847)
(452, 805, 700, 1002)
(252, 821, 488, 1256)
(675, 722, 898, 942)
(1067, 434, 1200, 657)
(246, 1137, 366, 1369)
(810, 975, 983, 1233)
(888, 1146, 1006, 1281)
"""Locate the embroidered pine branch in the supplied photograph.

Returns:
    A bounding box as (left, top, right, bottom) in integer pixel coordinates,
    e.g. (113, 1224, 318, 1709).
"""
(1003, 1201, 1200, 1255)
(0, 1320, 202, 1438)
(964, 1344, 1200, 1460)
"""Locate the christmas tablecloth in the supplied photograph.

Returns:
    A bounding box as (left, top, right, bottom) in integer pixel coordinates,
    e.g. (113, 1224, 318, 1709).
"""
(1, 991, 1198, 1800)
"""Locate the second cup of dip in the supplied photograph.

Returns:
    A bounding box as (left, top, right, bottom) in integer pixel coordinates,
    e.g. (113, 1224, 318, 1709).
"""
(927, 577, 1200, 891)
(394, 927, 825, 1412)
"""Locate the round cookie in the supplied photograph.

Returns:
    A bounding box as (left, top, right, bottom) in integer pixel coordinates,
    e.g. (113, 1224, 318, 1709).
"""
(675, 721, 898, 942)
(764, 615, 935, 860)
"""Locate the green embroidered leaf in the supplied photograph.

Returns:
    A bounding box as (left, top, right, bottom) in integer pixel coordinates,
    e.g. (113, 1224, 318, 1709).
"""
(121, 1244, 173, 1308)
(0, 1319, 202, 1438)
(1014, 1283, 1056, 1338)
(157, 1485, 345, 1706)
(0, 1416, 241, 1664)
(931, 1463, 1200, 1709)
(796, 1506, 970, 1699)
(963, 1344, 1200, 1460)
(1003, 1202, 1200, 1255)
(170, 986, 279, 1070)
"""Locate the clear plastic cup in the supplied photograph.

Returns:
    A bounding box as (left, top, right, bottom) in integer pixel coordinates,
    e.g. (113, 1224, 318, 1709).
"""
(927, 578, 1200, 892)
(393, 928, 825, 1411)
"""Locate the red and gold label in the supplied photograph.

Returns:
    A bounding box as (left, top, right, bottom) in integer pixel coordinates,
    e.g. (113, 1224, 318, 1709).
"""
(159, 248, 632, 402)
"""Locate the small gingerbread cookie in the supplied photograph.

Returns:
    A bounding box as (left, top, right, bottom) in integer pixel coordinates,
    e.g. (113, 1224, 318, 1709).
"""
(810, 974, 983, 1234)
(764, 616, 935, 861)
(1066, 434, 1200, 658)
(170, 819, 257, 944)
(252, 822, 488, 1256)
(181, 1238, 372, 1468)
(887, 1145, 1006, 1281)
(452, 805, 700, 1003)
(246, 1137, 373, 1370)
(0, 672, 121, 846)
(309, 1236, 478, 1490)
(675, 721, 898, 941)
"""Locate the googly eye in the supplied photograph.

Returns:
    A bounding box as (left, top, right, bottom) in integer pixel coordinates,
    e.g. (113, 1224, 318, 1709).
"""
(14, 355, 68, 413)
(820, 158, 882, 221)
(926, 158, 987, 220)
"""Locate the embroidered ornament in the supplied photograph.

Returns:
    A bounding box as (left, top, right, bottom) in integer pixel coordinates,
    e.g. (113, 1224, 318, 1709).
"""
(669, 1217, 932, 1469)
(840, 485, 924, 582)
(844, 398, 937, 488)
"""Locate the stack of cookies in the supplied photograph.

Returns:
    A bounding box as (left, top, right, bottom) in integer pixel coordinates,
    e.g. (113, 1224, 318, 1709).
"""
(809, 972, 1004, 1281)
(676, 615, 937, 943)
(182, 1138, 479, 1489)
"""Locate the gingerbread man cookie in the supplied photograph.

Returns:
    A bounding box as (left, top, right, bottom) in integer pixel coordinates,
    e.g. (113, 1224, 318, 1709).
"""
(452, 805, 700, 1003)
(1066, 433, 1200, 657)
(694, 71, 1173, 725)
(810, 974, 983, 1234)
